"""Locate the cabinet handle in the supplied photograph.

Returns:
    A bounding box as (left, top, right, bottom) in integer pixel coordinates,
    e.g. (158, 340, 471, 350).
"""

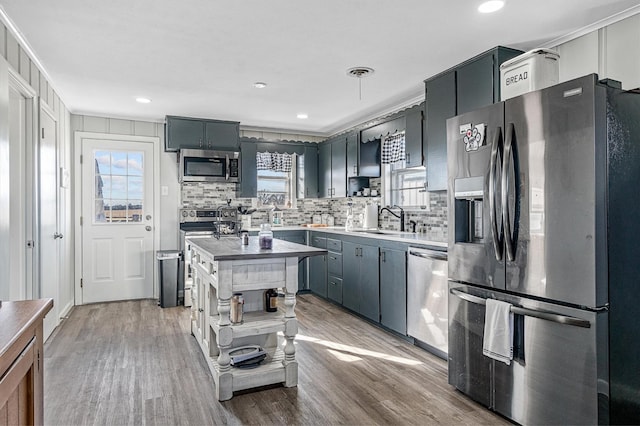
(199, 138, 203, 148)
(381, 251, 386, 262)
(353, 165, 357, 175)
(406, 153, 410, 164)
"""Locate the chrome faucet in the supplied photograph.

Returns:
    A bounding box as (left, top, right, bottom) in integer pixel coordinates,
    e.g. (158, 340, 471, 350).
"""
(380, 205, 405, 232)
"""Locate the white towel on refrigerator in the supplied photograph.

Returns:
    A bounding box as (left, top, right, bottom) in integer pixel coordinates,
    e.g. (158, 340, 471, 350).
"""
(482, 298, 514, 365)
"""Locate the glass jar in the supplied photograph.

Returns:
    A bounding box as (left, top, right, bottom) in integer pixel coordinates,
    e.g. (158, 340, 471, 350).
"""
(258, 223, 273, 249)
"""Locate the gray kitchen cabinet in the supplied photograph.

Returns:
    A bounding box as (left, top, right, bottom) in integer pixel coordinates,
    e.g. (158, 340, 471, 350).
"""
(404, 105, 424, 168)
(239, 140, 257, 197)
(456, 53, 496, 115)
(425, 71, 456, 191)
(274, 230, 308, 291)
(165, 116, 203, 151)
(165, 116, 239, 152)
(319, 137, 347, 198)
(328, 276, 343, 304)
(204, 120, 240, 150)
(309, 233, 327, 297)
(380, 248, 407, 334)
(304, 145, 318, 198)
(331, 138, 347, 198)
(346, 130, 380, 179)
(318, 142, 332, 198)
(424, 46, 522, 191)
(346, 132, 358, 179)
(342, 241, 380, 322)
(326, 237, 343, 304)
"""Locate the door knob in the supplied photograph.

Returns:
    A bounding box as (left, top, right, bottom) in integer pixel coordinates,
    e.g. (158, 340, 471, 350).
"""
(145, 226, 152, 231)
(53, 232, 63, 239)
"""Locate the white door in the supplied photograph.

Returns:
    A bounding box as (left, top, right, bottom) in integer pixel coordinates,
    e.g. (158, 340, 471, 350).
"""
(40, 106, 59, 339)
(81, 139, 155, 303)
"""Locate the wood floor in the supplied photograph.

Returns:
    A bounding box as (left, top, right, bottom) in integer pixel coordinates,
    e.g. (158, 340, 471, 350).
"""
(43, 294, 509, 425)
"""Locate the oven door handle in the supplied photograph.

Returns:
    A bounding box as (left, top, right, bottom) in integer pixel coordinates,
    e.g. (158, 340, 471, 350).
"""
(449, 288, 591, 328)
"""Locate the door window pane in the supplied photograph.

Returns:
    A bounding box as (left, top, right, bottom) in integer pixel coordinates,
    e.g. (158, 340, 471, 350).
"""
(93, 150, 145, 223)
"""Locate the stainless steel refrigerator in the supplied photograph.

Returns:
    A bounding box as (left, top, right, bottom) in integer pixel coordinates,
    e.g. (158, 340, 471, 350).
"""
(446, 74, 640, 425)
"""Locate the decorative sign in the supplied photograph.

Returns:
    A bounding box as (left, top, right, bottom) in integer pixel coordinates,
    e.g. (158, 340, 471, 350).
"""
(460, 123, 486, 152)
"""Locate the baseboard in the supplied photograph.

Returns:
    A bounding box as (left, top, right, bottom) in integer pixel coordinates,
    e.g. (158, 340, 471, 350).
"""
(59, 300, 74, 320)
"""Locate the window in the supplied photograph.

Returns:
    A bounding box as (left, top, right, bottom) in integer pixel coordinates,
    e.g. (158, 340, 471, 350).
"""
(381, 132, 429, 209)
(256, 153, 302, 208)
(94, 150, 144, 223)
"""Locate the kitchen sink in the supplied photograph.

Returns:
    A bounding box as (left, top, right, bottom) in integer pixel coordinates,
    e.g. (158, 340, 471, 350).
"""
(350, 229, 402, 235)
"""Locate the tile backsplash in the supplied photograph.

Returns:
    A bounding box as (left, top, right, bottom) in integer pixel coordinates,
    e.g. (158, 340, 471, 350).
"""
(181, 182, 448, 242)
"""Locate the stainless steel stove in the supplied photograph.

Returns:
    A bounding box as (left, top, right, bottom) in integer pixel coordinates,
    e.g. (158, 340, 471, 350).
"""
(179, 207, 240, 307)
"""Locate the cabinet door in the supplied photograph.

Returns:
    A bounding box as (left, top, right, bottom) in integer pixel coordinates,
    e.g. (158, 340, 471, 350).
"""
(380, 248, 407, 334)
(425, 71, 455, 191)
(346, 132, 359, 178)
(275, 232, 307, 291)
(456, 54, 495, 115)
(328, 276, 343, 304)
(304, 145, 318, 198)
(359, 244, 380, 322)
(359, 139, 381, 177)
(405, 107, 423, 168)
(309, 255, 327, 297)
(309, 234, 327, 297)
(166, 117, 204, 151)
(331, 138, 347, 198)
(318, 143, 332, 198)
(205, 121, 239, 150)
(239, 141, 257, 197)
(342, 242, 360, 312)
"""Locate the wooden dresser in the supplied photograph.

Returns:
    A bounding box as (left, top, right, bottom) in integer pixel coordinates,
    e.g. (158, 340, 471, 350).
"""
(0, 299, 53, 426)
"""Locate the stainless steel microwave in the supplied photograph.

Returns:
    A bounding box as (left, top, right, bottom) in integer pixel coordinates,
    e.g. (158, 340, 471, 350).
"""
(179, 149, 241, 183)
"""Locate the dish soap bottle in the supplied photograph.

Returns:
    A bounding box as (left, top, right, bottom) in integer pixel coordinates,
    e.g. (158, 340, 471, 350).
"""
(264, 288, 278, 312)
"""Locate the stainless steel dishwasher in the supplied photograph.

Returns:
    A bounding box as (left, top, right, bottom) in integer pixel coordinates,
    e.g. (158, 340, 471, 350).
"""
(407, 247, 448, 359)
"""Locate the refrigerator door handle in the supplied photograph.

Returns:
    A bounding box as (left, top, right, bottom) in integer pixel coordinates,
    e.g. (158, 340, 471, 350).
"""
(449, 288, 591, 328)
(489, 126, 504, 261)
(502, 122, 519, 262)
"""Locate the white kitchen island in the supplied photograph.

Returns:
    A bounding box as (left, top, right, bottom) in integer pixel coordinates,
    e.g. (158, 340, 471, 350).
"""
(187, 236, 326, 401)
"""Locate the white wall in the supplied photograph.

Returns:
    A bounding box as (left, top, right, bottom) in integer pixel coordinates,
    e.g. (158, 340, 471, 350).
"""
(0, 18, 74, 332)
(554, 13, 640, 90)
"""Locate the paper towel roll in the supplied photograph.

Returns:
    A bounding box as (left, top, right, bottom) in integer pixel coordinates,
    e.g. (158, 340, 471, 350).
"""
(363, 204, 378, 229)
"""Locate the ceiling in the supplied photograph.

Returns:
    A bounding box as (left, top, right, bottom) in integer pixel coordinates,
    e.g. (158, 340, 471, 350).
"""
(1, 1, 639, 136)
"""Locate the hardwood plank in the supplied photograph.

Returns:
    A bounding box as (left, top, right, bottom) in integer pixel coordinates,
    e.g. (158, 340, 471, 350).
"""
(44, 297, 509, 425)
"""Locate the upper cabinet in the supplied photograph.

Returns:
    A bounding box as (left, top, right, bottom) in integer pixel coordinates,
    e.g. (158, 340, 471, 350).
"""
(404, 104, 424, 168)
(319, 137, 347, 198)
(165, 116, 239, 152)
(424, 46, 522, 191)
(425, 71, 456, 192)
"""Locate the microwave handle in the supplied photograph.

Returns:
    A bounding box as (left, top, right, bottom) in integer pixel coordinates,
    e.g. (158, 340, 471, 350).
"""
(225, 155, 230, 181)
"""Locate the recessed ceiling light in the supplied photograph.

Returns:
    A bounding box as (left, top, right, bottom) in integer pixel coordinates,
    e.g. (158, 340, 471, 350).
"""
(297, 113, 308, 119)
(254, 82, 267, 89)
(135, 97, 151, 104)
(478, 1, 504, 13)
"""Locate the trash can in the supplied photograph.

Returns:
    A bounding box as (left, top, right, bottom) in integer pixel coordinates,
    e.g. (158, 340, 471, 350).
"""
(157, 250, 182, 308)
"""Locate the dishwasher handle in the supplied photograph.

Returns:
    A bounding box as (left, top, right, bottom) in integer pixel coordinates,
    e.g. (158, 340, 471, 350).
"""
(408, 248, 447, 261)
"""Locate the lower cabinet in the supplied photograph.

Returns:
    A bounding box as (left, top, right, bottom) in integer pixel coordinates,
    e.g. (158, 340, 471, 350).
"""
(328, 276, 343, 304)
(380, 248, 407, 334)
(274, 231, 307, 291)
(343, 241, 380, 322)
(309, 234, 327, 297)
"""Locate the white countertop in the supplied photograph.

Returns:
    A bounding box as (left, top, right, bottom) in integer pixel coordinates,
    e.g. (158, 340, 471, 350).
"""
(246, 225, 447, 249)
